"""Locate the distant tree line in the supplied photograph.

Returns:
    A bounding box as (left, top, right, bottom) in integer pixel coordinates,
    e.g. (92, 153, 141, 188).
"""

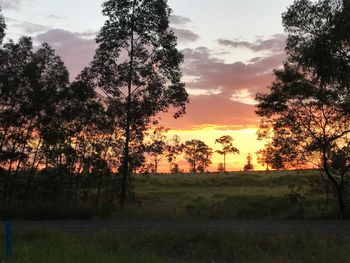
(142, 131, 250, 174)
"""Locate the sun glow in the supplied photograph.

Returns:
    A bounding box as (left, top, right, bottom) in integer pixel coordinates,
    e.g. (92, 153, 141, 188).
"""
(157, 126, 266, 173)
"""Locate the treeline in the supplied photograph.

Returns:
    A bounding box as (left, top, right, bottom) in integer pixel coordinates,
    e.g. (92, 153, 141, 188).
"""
(0, 0, 189, 210)
(0, 37, 126, 206)
(142, 131, 247, 174)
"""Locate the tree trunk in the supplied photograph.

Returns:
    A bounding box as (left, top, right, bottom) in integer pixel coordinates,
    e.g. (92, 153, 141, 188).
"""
(223, 154, 226, 173)
(120, 0, 136, 210)
(322, 151, 345, 218)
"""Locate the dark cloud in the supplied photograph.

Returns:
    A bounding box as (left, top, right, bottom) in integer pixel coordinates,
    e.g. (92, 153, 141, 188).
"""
(218, 34, 286, 53)
(182, 46, 286, 98)
(169, 15, 191, 25)
(169, 15, 198, 43)
(36, 29, 97, 79)
(172, 28, 199, 42)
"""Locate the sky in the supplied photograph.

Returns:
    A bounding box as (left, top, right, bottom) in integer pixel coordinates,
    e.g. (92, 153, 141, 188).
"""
(0, 0, 295, 172)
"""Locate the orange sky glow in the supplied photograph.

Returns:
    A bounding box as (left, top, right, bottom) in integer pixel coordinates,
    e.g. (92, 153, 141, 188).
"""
(156, 127, 266, 173)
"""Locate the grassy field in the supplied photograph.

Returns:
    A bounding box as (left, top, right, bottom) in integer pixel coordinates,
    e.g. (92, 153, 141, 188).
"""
(0, 170, 341, 220)
(121, 170, 339, 220)
(0, 229, 349, 263)
(0, 171, 348, 263)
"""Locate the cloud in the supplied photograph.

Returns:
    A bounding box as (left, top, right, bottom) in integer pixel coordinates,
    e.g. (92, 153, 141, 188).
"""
(36, 29, 97, 79)
(159, 95, 259, 130)
(13, 20, 50, 34)
(169, 15, 191, 25)
(169, 15, 199, 43)
(172, 28, 199, 42)
(218, 34, 286, 53)
(48, 14, 68, 20)
(182, 46, 286, 99)
(0, 0, 32, 10)
(163, 41, 287, 129)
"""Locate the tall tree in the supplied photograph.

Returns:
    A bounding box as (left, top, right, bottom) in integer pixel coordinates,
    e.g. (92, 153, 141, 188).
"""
(256, 0, 350, 217)
(215, 135, 239, 172)
(184, 140, 213, 174)
(87, 0, 188, 208)
(0, 6, 5, 44)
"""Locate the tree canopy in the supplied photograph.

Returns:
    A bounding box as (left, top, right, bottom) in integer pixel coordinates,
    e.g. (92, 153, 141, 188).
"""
(0, 7, 5, 44)
(256, 0, 350, 217)
(215, 135, 239, 172)
(86, 0, 189, 207)
(184, 140, 213, 173)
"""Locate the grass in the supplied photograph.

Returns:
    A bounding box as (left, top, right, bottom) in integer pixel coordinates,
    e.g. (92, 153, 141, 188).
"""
(120, 170, 338, 220)
(0, 228, 349, 263)
(0, 170, 340, 220)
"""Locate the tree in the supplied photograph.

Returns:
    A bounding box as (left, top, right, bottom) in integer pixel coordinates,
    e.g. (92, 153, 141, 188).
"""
(256, 143, 284, 171)
(183, 140, 213, 173)
(0, 36, 71, 202)
(215, 135, 239, 172)
(0, 7, 5, 44)
(144, 127, 168, 174)
(243, 153, 254, 171)
(87, 0, 189, 208)
(166, 134, 183, 173)
(256, 0, 350, 217)
(217, 163, 225, 173)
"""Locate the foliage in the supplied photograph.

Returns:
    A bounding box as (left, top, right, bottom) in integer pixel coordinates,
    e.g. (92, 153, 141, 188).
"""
(143, 127, 169, 174)
(217, 163, 225, 173)
(256, 0, 350, 217)
(166, 135, 183, 172)
(243, 153, 254, 171)
(0, 6, 5, 44)
(86, 0, 189, 207)
(257, 143, 285, 171)
(215, 135, 239, 172)
(183, 140, 213, 173)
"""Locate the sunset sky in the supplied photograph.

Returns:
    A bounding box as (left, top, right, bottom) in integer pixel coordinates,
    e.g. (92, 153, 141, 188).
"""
(0, 0, 295, 172)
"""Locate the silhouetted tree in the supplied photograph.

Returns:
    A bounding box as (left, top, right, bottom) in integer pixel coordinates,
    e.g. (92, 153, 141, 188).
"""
(215, 135, 239, 172)
(87, 0, 189, 208)
(184, 140, 213, 173)
(144, 127, 168, 174)
(0, 7, 5, 44)
(166, 134, 183, 173)
(257, 144, 284, 171)
(0, 33, 71, 202)
(217, 163, 225, 173)
(243, 153, 254, 171)
(256, 0, 350, 217)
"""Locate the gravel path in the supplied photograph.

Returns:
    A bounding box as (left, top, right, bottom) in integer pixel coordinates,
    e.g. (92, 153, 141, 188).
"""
(9, 220, 350, 237)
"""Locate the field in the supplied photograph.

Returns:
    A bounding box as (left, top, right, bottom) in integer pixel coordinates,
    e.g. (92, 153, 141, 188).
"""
(0, 229, 349, 263)
(124, 170, 338, 220)
(1, 170, 349, 263)
(0, 170, 341, 220)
